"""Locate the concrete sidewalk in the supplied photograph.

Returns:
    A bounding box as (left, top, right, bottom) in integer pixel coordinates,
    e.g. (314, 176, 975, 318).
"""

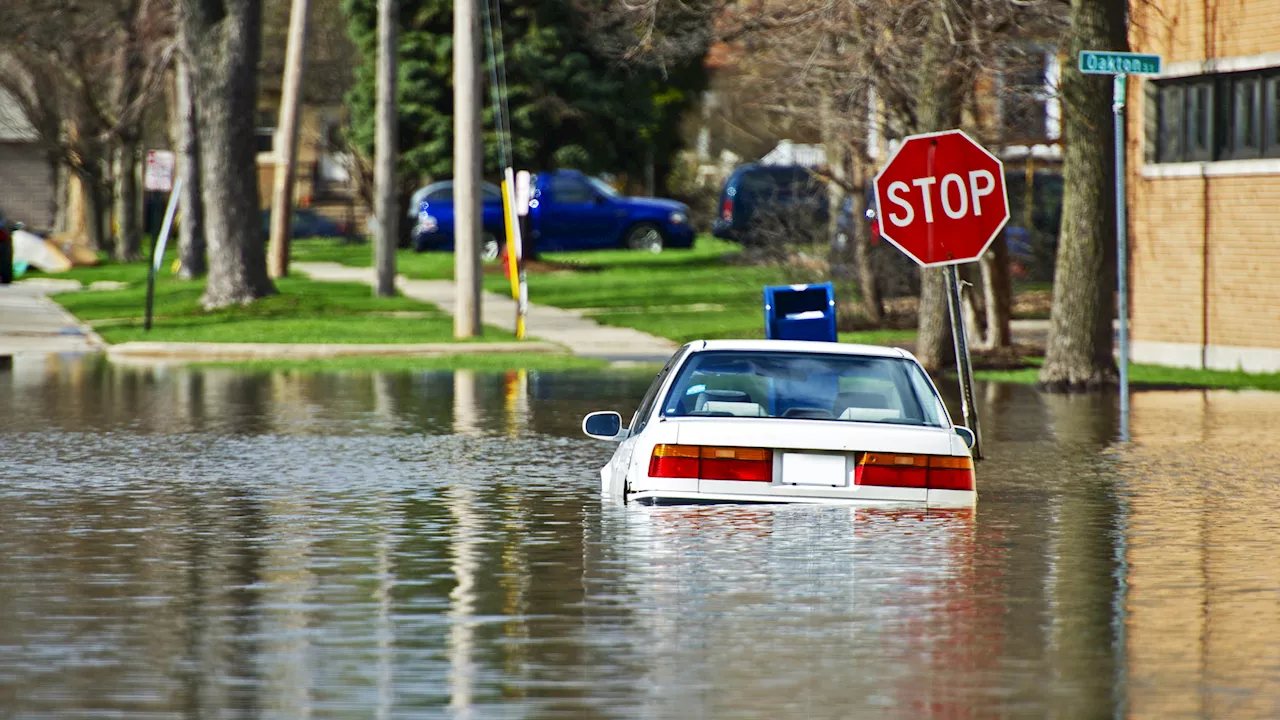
(106, 339, 565, 365)
(0, 280, 103, 355)
(294, 262, 681, 362)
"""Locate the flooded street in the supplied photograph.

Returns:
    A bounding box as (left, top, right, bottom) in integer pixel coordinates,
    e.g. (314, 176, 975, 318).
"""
(2, 355, 1280, 718)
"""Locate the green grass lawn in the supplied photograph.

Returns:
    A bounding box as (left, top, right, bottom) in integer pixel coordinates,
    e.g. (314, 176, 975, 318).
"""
(292, 238, 458, 279)
(294, 236, 915, 346)
(49, 263, 512, 346)
(975, 361, 1280, 392)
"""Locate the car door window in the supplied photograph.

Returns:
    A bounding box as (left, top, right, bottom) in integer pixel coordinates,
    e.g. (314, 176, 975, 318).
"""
(630, 350, 684, 435)
(550, 176, 594, 204)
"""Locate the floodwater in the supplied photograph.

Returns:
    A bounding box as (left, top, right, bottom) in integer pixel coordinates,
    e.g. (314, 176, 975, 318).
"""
(2, 355, 1280, 719)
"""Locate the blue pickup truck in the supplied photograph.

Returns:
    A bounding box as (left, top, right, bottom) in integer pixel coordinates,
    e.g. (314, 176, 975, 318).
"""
(412, 170, 695, 258)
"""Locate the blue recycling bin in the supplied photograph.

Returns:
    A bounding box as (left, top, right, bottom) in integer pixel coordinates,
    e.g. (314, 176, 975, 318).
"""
(763, 282, 837, 342)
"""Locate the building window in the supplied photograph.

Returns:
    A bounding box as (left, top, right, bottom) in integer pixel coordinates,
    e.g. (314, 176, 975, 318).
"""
(1229, 75, 1262, 159)
(255, 110, 277, 155)
(999, 46, 1052, 142)
(1157, 84, 1183, 162)
(1266, 76, 1280, 155)
(1154, 67, 1280, 162)
(1185, 80, 1214, 161)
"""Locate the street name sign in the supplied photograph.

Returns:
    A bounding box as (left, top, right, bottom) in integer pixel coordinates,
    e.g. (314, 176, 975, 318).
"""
(1079, 51, 1162, 75)
(872, 129, 1010, 267)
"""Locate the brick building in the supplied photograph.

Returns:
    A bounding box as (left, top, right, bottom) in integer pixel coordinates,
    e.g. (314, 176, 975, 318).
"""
(1128, 0, 1280, 372)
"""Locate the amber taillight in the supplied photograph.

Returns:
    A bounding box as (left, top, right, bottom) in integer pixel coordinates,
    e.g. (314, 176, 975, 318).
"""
(854, 453, 974, 491)
(649, 444, 773, 482)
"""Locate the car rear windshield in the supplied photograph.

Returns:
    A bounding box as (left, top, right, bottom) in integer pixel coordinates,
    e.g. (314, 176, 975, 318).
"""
(661, 351, 947, 427)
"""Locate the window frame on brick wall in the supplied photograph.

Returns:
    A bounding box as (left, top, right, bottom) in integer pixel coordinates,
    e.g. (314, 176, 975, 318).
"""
(1266, 76, 1280, 159)
(255, 110, 277, 156)
(1153, 66, 1280, 163)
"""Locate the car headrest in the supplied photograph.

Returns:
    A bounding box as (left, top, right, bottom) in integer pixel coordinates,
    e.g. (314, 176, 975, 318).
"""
(694, 389, 751, 411)
(838, 407, 902, 422)
(701, 401, 767, 417)
(834, 390, 893, 411)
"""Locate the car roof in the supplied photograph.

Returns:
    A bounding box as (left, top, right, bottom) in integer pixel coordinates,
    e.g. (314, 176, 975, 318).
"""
(419, 179, 502, 191)
(689, 339, 913, 360)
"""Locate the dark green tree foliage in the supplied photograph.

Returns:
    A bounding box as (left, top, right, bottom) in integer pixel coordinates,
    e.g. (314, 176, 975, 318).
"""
(343, 0, 703, 189)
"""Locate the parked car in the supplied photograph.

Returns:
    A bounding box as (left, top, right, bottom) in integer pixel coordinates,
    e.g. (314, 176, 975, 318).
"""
(409, 180, 506, 256)
(711, 164, 828, 242)
(412, 170, 695, 258)
(582, 339, 977, 507)
(260, 208, 350, 240)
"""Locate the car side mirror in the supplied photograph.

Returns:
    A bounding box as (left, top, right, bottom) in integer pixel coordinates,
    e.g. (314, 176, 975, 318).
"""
(594, 194, 608, 205)
(583, 411, 627, 441)
(954, 426, 976, 450)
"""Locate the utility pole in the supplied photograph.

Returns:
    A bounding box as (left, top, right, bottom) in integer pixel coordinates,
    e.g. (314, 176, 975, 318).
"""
(453, 0, 482, 336)
(373, 0, 398, 297)
(267, 0, 311, 279)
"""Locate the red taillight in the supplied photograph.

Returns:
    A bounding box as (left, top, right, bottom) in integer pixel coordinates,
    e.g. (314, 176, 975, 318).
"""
(855, 453, 974, 491)
(649, 444, 773, 482)
(721, 197, 733, 221)
(649, 444, 699, 478)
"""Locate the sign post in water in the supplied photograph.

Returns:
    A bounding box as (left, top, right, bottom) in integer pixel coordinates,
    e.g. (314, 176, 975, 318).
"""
(1079, 50, 1162, 442)
(873, 129, 1012, 460)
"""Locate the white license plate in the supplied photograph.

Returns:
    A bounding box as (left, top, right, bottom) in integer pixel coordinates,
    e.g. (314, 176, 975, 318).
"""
(781, 453, 848, 486)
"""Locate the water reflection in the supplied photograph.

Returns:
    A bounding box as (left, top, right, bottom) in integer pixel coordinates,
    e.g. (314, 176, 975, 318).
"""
(1, 357, 1279, 717)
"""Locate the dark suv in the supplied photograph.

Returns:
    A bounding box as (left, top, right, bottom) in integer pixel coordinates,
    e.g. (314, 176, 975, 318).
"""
(711, 164, 828, 242)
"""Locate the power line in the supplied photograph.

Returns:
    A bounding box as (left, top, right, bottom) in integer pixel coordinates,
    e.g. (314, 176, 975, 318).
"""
(479, 0, 507, 170)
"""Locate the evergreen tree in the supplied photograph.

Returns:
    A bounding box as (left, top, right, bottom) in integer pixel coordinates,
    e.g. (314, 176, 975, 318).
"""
(343, 0, 703, 189)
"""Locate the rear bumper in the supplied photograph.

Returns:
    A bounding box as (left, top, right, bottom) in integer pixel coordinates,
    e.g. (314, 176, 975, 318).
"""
(631, 490, 921, 507)
(628, 487, 975, 508)
(412, 230, 454, 252)
(711, 220, 737, 239)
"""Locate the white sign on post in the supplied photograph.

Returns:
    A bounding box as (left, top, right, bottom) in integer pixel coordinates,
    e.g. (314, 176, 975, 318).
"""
(144, 151, 176, 192)
(515, 170, 531, 216)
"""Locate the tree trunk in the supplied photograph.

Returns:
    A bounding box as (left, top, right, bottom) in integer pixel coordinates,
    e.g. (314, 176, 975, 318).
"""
(52, 156, 70, 233)
(267, 0, 311, 279)
(112, 138, 143, 262)
(977, 232, 1011, 348)
(175, 55, 206, 278)
(82, 170, 108, 253)
(820, 92, 844, 254)
(849, 153, 880, 322)
(912, 4, 962, 370)
(1038, 0, 1126, 391)
(179, 0, 275, 308)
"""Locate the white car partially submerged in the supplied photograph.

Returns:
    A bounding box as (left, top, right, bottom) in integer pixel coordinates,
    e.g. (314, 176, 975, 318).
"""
(583, 340, 977, 507)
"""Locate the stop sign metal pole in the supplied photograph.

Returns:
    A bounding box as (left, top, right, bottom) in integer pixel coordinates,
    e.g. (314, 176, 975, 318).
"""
(944, 265, 981, 459)
(873, 130, 1009, 460)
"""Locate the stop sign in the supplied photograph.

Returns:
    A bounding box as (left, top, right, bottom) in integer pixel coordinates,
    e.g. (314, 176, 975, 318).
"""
(873, 130, 1010, 267)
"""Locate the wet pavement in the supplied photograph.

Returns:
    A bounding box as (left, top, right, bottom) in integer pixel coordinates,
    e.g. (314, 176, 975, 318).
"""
(0, 281, 101, 354)
(2, 354, 1279, 718)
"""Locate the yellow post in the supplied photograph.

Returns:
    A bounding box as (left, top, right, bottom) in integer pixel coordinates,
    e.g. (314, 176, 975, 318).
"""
(499, 178, 525, 338)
